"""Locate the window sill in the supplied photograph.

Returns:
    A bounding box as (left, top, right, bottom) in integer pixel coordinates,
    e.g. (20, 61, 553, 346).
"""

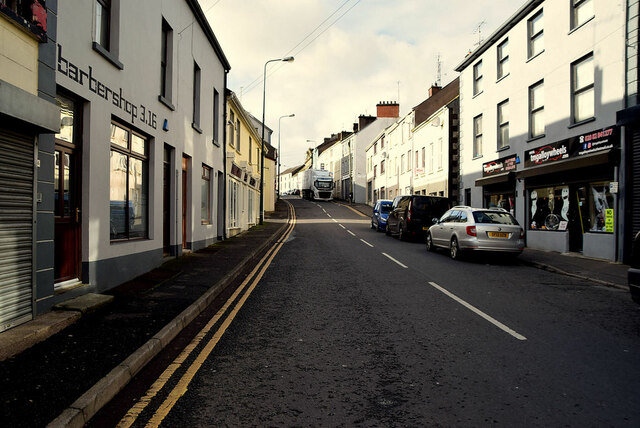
(92, 42, 124, 70)
(568, 117, 596, 129)
(158, 95, 175, 111)
(496, 73, 510, 84)
(526, 49, 545, 64)
(496, 145, 510, 152)
(110, 237, 148, 244)
(192, 122, 203, 134)
(569, 16, 594, 35)
(212, 139, 220, 147)
(472, 155, 483, 160)
(527, 134, 546, 143)
(472, 90, 484, 99)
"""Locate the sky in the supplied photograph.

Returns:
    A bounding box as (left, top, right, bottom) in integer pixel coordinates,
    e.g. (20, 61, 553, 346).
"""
(203, 0, 528, 170)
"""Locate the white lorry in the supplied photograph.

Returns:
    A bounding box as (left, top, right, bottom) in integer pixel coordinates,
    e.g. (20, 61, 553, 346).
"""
(301, 169, 334, 201)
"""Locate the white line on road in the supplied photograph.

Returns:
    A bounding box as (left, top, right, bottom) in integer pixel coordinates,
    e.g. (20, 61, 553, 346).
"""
(382, 253, 408, 269)
(322, 209, 327, 213)
(332, 219, 338, 223)
(347, 230, 356, 236)
(427, 281, 527, 341)
(360, 239, 373, 247)
(339, 224, 346, 229)
(327, 214, 332, 218)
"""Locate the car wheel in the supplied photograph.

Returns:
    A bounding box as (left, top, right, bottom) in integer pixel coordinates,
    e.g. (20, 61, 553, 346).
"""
(450, 237, 460, 260)
(426, 233, 434, 252)
(385, 224, 391, 236)
(371, 220, 376, 229)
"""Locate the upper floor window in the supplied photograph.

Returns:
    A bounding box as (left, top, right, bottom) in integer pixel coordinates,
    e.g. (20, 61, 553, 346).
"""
(572, 0, 593, 30)
(381, 136, 385, 149)
(528, 10, 544, 58)
(160, 19, 173, 103)
(374, 143, 377, 154)
(93, 0, 122, 68)
(95, 0, 111, 50)
(497, 100, 509, 150)
(213, 88, 220, 145)
(497, 39, 509, 79)
(473, 114, 483, 158)
(249, 137, 253, 164)
(235, 118, 241, 151)
(529, 80, 545, 138)
(192, 62, 201, 131)
(473, 60, 483, 95)
(572, 53, 594, 123)
(380, 159, 385, 174)
(229, 110, 235, 147)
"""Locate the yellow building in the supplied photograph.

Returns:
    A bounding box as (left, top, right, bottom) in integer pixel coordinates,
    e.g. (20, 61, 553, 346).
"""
(226, 91, 262, 237)
(263, 143, 277, 213)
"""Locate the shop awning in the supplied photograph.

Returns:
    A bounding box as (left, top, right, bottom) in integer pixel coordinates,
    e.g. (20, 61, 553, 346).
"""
(516, 149, 617, 179)
(475, 171, 515, 186)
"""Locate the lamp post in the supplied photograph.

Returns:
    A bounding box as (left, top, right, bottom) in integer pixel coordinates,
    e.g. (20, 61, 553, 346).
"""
(277, 113, 295, 201)
(260, 56, 294, 225)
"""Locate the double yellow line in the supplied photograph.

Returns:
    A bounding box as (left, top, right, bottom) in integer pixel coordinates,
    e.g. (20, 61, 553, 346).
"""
(117, 200, 296, 427)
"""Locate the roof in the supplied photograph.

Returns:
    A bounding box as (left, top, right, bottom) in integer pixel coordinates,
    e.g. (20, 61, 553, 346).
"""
(185, 0, 231, 71)
(413, 77, 459, 127)
(454, 0, 543, 72)
(281, 165, 305, 175)
(264, 142, 277, 161)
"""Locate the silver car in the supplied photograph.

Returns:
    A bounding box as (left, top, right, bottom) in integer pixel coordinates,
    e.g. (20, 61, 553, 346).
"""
(426, 206, 525, 260)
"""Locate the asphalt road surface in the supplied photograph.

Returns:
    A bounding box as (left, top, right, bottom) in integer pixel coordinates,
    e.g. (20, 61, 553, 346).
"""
(96, 197, 640, 427)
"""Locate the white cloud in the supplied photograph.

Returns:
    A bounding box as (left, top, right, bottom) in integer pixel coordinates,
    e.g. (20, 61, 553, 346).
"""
(204, 0, 527, 168)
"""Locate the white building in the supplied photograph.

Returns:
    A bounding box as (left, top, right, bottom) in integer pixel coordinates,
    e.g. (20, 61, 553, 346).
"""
(51, 0, 230, 304)
(455, 0, 625, 261)
(279, 165, 303, 195)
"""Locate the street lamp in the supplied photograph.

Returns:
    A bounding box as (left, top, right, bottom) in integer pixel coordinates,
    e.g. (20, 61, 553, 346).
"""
(277, 113, 295, 201)
(260, 56, 294, 225)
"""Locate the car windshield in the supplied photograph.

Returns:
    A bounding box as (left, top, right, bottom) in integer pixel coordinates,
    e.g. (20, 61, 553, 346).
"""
(379, 203, 392, 214)
(473, 211, 519, 225)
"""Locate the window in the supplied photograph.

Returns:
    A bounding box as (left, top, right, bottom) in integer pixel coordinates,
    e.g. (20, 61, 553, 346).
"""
(160, 19, 173, 102)
(213, 89, 220, 144)
(229, 179, 239, 228)
(374, 143, 377, 154)
(415, 151, 418, 172)
(422, 147, 425, 168)
(380, 159, 385, 174)
(588, 182, 614, 233)
(529, 186, 570, 230)
(407, 150, 411, 171)
(572, 0, 593, 30)
(497, 38, 509, 79)
(236, 119, 241, 151)
(249, 137, 252, 164)
(438, 138, 443, 170)
(497, 99, 509, 149)
(248, 189, 254, 224)
(572, 53, 594, 124)
(95, 0, 111, 50)
(381, 136, 385, 149)
(192, 62, 201, 130)
(201, 165, 211, 224)
(473, 114, 483, 158)
(473, 60, 483, 95)
(529, 80, 545, 138)
(110, 122, 148, 240)
(374, 165, 377, 178)
(528, 10, 544, 58)
(429, 143, 434, 173)
(229, 110, 235, 147)
(401, 154, 405, 173)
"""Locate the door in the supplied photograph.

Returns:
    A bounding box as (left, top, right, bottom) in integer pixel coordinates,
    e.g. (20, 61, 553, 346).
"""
(182, 156, 188, 249)
(569, 185, 587, 253)
(163, 147, 171, 255)
(54, 94, 81, 284)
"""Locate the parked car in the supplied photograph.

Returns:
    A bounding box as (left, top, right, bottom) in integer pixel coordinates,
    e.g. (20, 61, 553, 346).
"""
(386, 195, 450, 240)
(371, 200, 393, 232)
(426, 206, 525, 260)
(629, 231, 640, 304)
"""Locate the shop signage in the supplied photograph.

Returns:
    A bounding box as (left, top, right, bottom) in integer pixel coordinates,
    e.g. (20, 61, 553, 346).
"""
(57, 44, 158, 130)
(605, 209, 614, 232)
(525, 126, 618, 168)
(482, 154, 517, 176)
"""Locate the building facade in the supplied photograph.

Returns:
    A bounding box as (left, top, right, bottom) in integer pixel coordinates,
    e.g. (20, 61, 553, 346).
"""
(48, 0, 230, 310)
(456, 0, 626, 261)
(0, 1, 60, 332)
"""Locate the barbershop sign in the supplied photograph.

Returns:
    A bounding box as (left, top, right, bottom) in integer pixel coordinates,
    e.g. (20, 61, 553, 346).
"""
(57, 44, 158, 130)
(525, 126, 618, 168)
(482, 154, 517, 177)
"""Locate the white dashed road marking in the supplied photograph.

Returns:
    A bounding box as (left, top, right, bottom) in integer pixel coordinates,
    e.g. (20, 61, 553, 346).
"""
(382, 253, 408, 269)
(360, 239, 374, 248)
(347, 230, 356, 236)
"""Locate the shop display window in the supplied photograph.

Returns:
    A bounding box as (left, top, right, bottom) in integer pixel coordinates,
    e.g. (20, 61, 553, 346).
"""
(529, 186, 570, 231)
(588, 182, 614, 233)
(486, 193, 515, 216)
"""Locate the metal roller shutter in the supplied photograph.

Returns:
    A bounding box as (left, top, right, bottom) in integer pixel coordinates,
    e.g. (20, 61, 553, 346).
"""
(633, 129, 640, 237)
(0, 128, 34, 333)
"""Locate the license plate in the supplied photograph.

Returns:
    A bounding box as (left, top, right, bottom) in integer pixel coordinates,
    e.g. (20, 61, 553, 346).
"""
(488, 232, 509, 238)
(422, 226, 430, 231)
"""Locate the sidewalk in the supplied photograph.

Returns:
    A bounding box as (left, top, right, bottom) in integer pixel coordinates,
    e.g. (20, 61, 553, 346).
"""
(0, 201, 290, 427)
(344, 201, 628, 290)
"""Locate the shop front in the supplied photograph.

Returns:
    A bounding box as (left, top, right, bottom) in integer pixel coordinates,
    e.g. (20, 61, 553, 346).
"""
(517, 126, 620, 260)
(475, 154, 518, 216)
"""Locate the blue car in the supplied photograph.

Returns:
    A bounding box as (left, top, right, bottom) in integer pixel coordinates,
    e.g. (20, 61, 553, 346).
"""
(371, 200, 393, 232)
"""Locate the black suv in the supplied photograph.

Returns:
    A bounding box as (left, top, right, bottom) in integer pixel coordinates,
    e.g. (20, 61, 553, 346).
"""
(386, 195, 450, 241)
(629, 231, 640, 304)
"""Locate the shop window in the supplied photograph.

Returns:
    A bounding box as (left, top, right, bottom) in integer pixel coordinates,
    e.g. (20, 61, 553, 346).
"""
(497, 99, 509, 149)
(497, 38, 509, 79)
(201, 165, 211, 224)
(571, 0, 593, 30)
(228, 179, 238, 228)
(110, 122, 148, 241)
(588, 182, 614, 233)
(486, 194, 515, 216)
(528, 9, 544, 59)
(473, 60, 483, 95)
(529, 186, 570, 231)
(529, 80, 545, 138)
(572, 53, 594, 124)
(473, 114, 483, 158)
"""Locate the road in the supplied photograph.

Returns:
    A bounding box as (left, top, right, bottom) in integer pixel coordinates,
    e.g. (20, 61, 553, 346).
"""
(95, 197, 640, 426)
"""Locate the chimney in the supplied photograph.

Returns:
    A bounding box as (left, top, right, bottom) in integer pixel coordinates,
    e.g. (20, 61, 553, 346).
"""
(429, 85, 442, 98)
(358, 114, 376, 131)
(353, 123, 359, 133)
(376, 101, 399, 118)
